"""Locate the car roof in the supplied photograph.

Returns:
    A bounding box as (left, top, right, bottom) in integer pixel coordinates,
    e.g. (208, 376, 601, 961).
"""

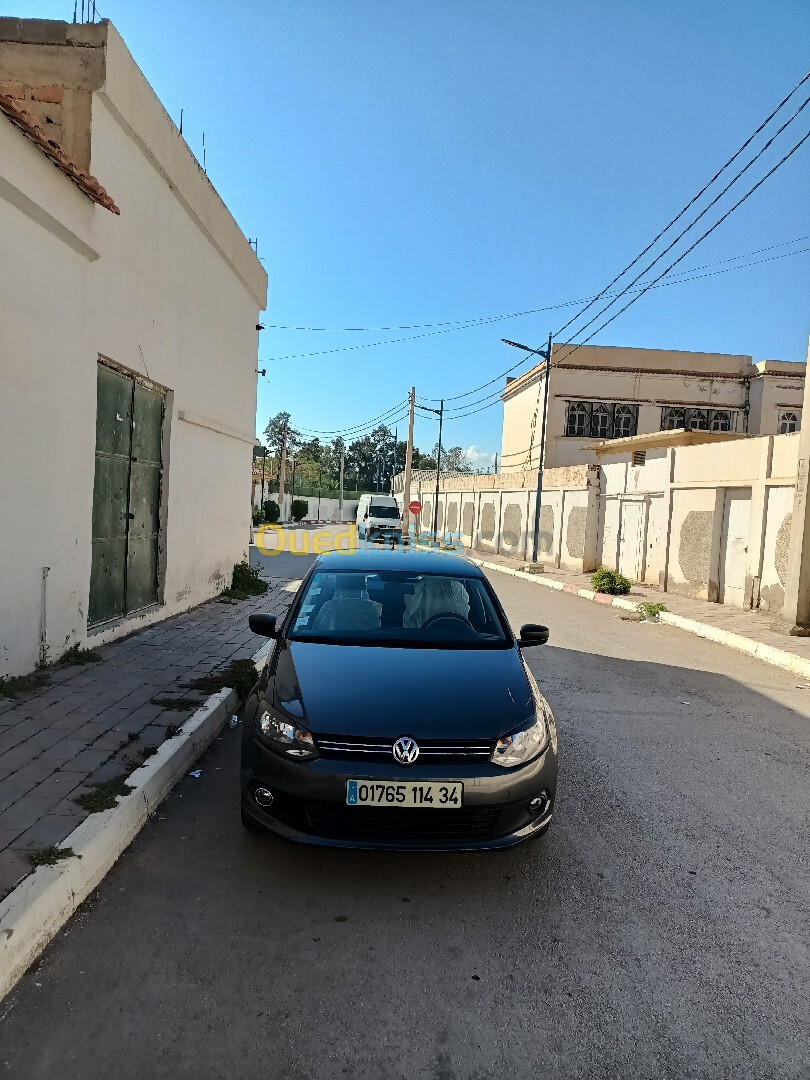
(315, 548, 484, 577)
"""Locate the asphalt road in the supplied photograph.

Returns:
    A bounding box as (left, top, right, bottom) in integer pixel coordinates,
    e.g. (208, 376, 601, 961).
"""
(2, 539, 809, 1079)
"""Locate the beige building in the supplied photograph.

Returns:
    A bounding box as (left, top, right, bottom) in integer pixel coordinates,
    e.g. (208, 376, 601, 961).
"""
(0, 18, 267, 677)
(500, 344, 805, 472)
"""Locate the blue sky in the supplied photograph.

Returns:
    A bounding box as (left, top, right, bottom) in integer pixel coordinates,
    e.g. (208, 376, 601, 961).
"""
(10, 0, 810, 464)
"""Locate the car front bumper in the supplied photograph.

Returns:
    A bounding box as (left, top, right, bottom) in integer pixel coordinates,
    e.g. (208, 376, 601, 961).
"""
(240, 734, 557, 851)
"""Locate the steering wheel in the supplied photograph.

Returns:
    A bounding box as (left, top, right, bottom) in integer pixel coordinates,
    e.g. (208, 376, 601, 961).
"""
(421, 612, 473, 632)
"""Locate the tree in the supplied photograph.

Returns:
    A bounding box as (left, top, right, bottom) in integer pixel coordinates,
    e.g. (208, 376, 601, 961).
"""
(434, 444, 472, 474)
(263, 412, 301, 456)
(346, 425, 398, 490)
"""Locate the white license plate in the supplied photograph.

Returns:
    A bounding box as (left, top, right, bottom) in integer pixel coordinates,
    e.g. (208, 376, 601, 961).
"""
(346, 780, 463, 808)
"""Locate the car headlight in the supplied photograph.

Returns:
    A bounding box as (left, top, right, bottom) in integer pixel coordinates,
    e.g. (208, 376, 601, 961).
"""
(491, 713, 548, 768)
(258, 708, 318, 760)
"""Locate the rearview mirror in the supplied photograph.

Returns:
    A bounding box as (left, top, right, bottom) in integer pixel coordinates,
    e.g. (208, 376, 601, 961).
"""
(249, 613, 278, 638)
(518, 623, 549, 647)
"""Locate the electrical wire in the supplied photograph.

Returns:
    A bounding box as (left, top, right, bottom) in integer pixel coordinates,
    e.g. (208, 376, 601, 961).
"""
(296, 398, 407, 437)
(549, 127, 810, 372)
(264, 234, 809, 366)
(553, 69, 810, 340)
(550, 91, 810, 350)
(426, 242, 810, 413)
(418, 75, 810, 415)
(263, 232, 808, 334)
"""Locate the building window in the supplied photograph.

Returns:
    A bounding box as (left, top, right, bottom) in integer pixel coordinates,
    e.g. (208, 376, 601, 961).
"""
(660, 407, 734, 433)
(564, 401, 639, 439)
(778, 411, 800, 434)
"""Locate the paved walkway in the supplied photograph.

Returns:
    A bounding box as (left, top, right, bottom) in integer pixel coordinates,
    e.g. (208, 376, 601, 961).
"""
(466, 547, 810, 669)
(0, 577, 297, 900)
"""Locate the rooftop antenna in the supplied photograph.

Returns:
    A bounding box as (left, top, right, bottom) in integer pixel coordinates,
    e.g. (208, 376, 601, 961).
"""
(179, 108, 183, 135)
(73, 0, 77, 22)
(202, 131, 206, 173)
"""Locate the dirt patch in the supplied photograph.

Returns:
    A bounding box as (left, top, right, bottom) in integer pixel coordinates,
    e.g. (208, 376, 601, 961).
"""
(538, 504, 554, 555)
(447, 501, 459, 534)
(502, 504, 522, 549)
(480, 502, 496, 542)
(566, 506, 587, 559)
(775, 513, 792, 586)
(462, 502, 474, 538)
(678, 510, 714, 587)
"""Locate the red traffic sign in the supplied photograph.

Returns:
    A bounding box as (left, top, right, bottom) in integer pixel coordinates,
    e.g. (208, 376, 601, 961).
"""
(408, 500, 422, 516)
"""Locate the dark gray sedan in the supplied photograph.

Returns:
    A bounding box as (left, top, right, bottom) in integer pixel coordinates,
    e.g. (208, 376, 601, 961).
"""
(240, 549, 558, 850)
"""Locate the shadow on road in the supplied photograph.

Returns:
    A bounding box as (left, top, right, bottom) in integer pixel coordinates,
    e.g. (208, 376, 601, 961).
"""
(1, 643, 808, 1079)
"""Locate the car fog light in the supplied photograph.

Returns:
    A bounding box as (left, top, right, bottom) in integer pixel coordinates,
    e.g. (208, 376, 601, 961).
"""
(254, 787, 274, 808)
(528, 793, 548, 816)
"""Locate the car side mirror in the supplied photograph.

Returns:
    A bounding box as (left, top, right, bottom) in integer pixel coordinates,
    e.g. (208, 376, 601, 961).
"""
(363, 512, 368, 519)
(518, 623, 549, 647)
(249, 613, 278, 638)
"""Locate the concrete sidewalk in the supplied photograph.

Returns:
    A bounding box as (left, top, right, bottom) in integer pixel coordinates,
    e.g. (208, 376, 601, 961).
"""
(464, 547, 810, 679)
(0, 578, 297, 900)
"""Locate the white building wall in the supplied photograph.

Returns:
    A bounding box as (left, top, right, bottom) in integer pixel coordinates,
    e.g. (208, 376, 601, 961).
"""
(0, 25, 266, 676)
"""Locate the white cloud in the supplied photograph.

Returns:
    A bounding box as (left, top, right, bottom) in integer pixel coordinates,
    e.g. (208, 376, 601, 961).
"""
(464, 444, 498, 471)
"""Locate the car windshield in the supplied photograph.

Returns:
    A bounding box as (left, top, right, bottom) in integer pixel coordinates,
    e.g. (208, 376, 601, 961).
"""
(289, 569, 510, 648)
(369, 505, 399, 519)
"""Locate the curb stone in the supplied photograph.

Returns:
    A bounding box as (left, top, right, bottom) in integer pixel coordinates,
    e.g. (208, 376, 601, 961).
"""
(0, 640, 276, 1002)
(427, 547, 810, 683)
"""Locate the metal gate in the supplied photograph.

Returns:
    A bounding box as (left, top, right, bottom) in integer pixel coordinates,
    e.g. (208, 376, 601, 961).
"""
(88, 363, 164, 626)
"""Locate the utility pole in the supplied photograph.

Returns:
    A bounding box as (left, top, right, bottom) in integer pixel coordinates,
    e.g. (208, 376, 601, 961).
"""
(778, 333, 810, 633)
(433, 400, 444, 540)
(260, 447, 267, 508)
(402, 388, 415, 542)
(338, 449, 345, 523)
(503, 333, 553, 564)
(390, 427, 397, 495)
(278, 418, 288, 518)
(494, 452, 498, 475)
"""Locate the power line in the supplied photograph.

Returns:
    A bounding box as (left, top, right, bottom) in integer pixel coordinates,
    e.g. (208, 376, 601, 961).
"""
(426, 242, 810, 411)
(550, 126, 810, 372)
(552, 90, 810, 349)
(263, 230, 808, 334)
(553, 69, 810, 340)
(296, 398, 407, 437)
(263, 234, 809, 366)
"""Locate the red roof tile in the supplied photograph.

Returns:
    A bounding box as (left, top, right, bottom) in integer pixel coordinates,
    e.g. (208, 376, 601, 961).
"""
(0, 93, 119, 214)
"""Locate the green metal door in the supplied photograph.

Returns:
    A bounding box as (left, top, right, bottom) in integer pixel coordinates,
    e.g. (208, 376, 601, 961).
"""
(89, 364, 164, 626)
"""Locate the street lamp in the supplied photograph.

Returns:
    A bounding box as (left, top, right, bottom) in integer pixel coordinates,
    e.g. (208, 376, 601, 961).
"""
(502, 333, 553, 564)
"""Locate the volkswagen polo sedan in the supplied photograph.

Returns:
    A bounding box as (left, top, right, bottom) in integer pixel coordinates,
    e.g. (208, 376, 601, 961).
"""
(240, 549, 558, 850)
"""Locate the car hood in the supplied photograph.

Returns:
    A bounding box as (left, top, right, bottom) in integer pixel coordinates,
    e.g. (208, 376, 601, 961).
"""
(271, 640, 534, 740)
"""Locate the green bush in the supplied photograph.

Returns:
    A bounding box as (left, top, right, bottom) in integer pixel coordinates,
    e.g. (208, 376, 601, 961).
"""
(226, 561, 269, 599)
(291, 499, 309, 522)
(637, 601, 667, 621)
(252, 507, 264, 526)
(590, 567, 632, 595)
(264, 499, 280, 524)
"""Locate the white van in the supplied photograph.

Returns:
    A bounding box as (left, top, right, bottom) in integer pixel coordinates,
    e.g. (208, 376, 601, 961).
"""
(356, 494, 402, 542)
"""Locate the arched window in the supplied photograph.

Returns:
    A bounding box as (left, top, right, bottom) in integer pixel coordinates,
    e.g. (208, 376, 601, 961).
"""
(709, 411, 732, 432)
(614, 404, 638, 438)
(590, 404, 612, 438)
(565, 403, 589, 437)
(661, 407, 685, 430)
(778, 411, 800, 434)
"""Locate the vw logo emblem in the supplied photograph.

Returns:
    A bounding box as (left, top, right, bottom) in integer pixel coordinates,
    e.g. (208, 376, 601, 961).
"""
(392, 735, 420, 766)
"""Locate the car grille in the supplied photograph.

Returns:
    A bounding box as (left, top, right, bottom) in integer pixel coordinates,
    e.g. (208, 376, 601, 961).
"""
(304, 802, 501, 844)
(316, 734, 494, 762)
